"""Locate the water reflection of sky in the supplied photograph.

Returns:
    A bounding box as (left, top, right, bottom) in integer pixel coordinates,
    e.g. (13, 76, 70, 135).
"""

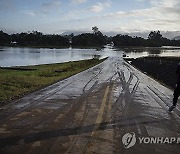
(0, 46, 180, 67)
(0, 46, 122, 67)
(125, 47, 180, 58)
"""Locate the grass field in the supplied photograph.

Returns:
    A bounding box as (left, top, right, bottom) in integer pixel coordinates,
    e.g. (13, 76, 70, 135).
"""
(0, 58, 106, 104)
(126, 57, 180, 89)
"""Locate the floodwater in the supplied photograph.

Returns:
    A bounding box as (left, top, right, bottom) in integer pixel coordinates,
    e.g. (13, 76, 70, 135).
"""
(0, 46, 120, 67)
(124, 46, 180, 58)
(0, 46, 180, 67)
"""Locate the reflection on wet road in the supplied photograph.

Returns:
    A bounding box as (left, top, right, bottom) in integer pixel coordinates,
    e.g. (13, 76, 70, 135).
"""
(0, 56, 180, 154)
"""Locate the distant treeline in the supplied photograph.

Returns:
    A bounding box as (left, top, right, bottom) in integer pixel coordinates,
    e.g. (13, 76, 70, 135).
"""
(0, 30, 69, 47)
(0, 28, 180, 47)
(112, 31, 180, 47)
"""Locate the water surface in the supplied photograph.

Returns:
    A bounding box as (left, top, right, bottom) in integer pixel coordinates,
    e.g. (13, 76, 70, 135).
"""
(124, 46, 180, 58)
(0, 46, 180, 67)
(0, 46, 120, 67)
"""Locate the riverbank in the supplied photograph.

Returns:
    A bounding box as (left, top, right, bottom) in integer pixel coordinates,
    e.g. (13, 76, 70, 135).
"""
(0, 58, 107, 104)
(125, 57, 180, 89)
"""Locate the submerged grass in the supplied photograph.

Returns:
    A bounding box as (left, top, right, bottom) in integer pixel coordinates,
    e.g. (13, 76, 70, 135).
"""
(0, 58, 106, 104)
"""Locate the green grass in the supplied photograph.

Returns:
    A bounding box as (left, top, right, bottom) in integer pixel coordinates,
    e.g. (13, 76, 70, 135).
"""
(0, 58, 106, 104)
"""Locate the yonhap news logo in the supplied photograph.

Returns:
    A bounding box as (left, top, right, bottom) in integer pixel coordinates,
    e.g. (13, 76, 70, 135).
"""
(122, 132, 180, 149)
(122, 132, 136, 149)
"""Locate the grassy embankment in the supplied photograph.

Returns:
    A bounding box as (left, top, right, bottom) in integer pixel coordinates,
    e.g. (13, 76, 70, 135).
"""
(0, 58, 106, 104)
(125, 57, 180, 89)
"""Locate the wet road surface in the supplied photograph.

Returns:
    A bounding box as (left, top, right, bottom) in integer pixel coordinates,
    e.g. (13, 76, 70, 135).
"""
(0, 56, 180, 154)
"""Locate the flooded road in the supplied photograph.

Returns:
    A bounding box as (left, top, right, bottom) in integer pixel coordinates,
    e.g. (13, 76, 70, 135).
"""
(0, 56, 180, 154)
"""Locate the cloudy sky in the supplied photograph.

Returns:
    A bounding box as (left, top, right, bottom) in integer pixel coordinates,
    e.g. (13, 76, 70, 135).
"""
(0, 0, 180, 36)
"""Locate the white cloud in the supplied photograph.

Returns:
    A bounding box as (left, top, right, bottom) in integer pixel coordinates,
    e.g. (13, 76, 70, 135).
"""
(102, 0, 180, 22)
(88, 1, 111, 13)
(57, 0, 179, 33)
(89, 0, 180, 33)
(148, 0, 179, 7)
(23, 10, 36, 16)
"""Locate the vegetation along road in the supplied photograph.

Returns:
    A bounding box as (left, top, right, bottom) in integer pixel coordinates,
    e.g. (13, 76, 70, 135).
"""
(0, 56, 180, 154)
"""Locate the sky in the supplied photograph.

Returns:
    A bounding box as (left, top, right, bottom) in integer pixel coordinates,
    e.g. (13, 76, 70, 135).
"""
(0, 0, 180, 37)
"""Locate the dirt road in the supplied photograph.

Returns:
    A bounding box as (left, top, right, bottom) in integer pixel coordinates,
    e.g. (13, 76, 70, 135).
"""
(0, 56, 179, 154)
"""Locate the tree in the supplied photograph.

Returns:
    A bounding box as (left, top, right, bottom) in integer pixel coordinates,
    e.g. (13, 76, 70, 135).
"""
(112, 34, 146, 47)
(148, 31, 162, 41)
(72, 32, 106, 47)
(0, 30, 10, 45)
(92, 26, 99, 34)
(147, 31, 163, 47)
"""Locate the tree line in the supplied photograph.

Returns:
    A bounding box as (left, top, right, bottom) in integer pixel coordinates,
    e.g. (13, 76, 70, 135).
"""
(112, 31, 180, 47)
(0, 30, 69, 47)
(0, 27, 180, 47)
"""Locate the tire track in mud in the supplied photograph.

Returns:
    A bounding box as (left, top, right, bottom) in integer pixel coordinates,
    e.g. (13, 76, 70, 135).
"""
(0, 64, 103, 125)
(0, 65, 106, 151)
(111, 66, 145, 153)
(0, 81, 75, 124)
(114, 61, 180, 153)
(146, 86, 180, 124)
(0, 61, 105, 125)
(147, 85, 180, 114)
(63, 63, 119, 153)
(82, 68, 102, 93)
(45, 68, 105, 153)
(1, 58, 117, 153)
(0, 72, 103, 151)
(56, 68, 104, 153)
(124, 60, 180, 125)
(111, 68, 139, 116)
(81, 83, 115, 154)
(151, 86, 180, 116)
(35, 70, 104, 152)
(61, 65, 117, 153)
(64, 77, 116, 153)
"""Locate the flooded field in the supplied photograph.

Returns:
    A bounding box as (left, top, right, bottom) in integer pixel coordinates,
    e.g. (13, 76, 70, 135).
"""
(123, 46, 180, 58)
(0, 46, 180, 67)
(0, 46, 120, 67)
